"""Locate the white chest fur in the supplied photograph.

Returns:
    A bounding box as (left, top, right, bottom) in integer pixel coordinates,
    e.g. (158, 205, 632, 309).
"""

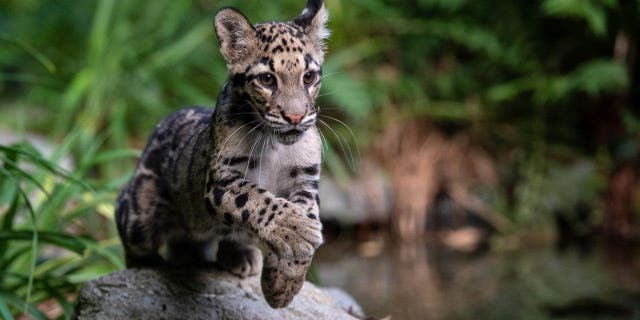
(241, 129, 321, 198)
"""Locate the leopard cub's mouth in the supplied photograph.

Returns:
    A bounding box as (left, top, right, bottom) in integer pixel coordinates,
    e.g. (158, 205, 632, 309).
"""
(283, 129, 303, 136)
(273, 128, 305, 145)
(266, 121, 311, 135)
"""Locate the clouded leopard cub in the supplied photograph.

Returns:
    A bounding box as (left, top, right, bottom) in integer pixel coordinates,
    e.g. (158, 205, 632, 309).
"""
(115, 0, 329, 308)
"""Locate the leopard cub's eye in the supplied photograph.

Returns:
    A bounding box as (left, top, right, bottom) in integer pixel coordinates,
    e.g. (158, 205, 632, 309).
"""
(258, 73, 276, 87)
(303, 71, 317, 85)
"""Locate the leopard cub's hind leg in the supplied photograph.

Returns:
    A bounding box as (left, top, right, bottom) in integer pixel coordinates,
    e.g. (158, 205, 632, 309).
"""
(115, 194, 165, 268)
(216, 238, 263, 278)
(115, 177, 172, 269)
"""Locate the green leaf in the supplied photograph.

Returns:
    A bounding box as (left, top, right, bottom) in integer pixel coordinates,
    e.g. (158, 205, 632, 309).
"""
(87, 149, 140, 169)
(57, 69, 93, 134)
(0, 231, 87, 255)
(0, 144, 90, 191)
(0, 35, 56, 73)
(542, 0, 610, 36)
(0, 246, 32, 276)
(0, 189, 20, 231)
(568, 59, 628, 95)
(0, 158, 50, 197)
(78, 240, 125, 270)
(88, 0, 117, 63)
(16, 188, 39, 312)
(0, 295, 14, 320)
(0, 292, 48, 320)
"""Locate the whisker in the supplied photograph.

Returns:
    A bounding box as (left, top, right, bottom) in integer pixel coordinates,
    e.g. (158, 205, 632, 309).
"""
(317, 128, 330, 168)
(319, 114, 361, 168)
(244, 133, 263, 181)
(215, 121, 258, 164)
(258, 134, 269, 186)
(316, 91, 336, 99)
(230, 122, 263, 158)
(315, 107, 343, 111)
(319, 119, 356, 172)
(274, 127, 281, 142)
(321, 71, 342, 79)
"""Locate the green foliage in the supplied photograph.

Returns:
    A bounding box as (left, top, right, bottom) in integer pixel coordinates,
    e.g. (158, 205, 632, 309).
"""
(487, 60, 628, 105)
(53, 0, 221, 161)
(542, 0, 617, 36)
(0, 138, 131, 318)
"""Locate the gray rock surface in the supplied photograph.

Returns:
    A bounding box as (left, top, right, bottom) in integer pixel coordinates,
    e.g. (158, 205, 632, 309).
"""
(73, 268, 361, 320)
(324, 287, 365, 318)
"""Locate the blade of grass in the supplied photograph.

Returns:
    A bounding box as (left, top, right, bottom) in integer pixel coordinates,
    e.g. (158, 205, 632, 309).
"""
(0, 295, 15, 320)
(36, 183, 84, 231)
(0, 292, 48, 320)
(88, 0, 117, 64)
(60, 193, 112, 224)
(0, 231, 86, 255)
(79, 240, 124, 270)
(50, 127, 84, 164)
(65, 263, 115, 283)
(33, 255, 78, 278)
(0, 158, 51, 197)
(103, 173, 132, 190)
(0, 246, 31, 275)
(17, 188, 38, 313)
(0, 35, 56, 73)
(0, 230, 122, 269)
(0, 165, 19, 204)
(0, 191, 20, 266)
(0, 144, 90, 191)
(4, 271, 72, 289)
(57, 70, 93, 134)
(90, 149, 140, 165)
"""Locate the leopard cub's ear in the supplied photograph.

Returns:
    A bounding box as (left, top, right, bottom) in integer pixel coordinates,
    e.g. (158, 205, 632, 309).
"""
(214, 8, 256, 64)
(293, 0, 330, 50)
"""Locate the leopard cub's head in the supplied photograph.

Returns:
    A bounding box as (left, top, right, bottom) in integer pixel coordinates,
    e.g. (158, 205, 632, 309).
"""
(214, 0, 329, 142)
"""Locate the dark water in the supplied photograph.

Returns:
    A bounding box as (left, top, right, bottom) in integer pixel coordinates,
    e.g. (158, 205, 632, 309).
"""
(312, 238, 640, 320)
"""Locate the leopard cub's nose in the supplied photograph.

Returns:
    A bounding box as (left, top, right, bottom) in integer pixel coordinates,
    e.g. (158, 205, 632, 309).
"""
(282, 112, 304, 125)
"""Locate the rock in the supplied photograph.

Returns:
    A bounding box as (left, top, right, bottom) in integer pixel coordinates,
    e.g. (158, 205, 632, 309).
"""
(323, 287, 365, 318)
(73, 268, 361, 320)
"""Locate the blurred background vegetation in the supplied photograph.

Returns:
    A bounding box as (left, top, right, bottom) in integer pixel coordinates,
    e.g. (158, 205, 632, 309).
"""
(1, 0, 639, 319)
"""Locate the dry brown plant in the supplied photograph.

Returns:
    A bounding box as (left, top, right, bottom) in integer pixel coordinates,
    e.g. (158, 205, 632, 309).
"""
(376, 120, 500, 241)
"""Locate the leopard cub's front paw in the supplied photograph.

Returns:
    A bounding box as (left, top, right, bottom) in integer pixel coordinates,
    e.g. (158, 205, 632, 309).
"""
(260, 252, 311, 308)
(258, 199, 323, 259)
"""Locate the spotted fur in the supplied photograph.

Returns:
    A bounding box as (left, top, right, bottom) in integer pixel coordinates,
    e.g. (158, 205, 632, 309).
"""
(115, 0, 329, 309)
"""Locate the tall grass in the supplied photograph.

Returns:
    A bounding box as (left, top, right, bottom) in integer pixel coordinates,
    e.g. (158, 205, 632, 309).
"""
(0, 134, 138, 318)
